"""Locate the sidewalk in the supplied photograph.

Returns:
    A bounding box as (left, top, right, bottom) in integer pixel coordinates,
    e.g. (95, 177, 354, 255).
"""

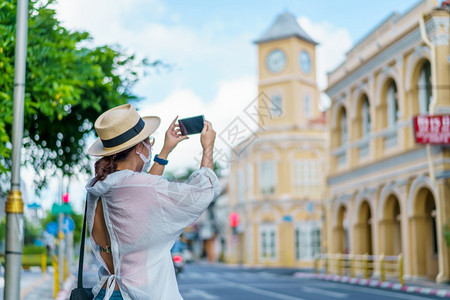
(21, 273, 52, 300)
(21, 269, 75, 300)
(293, 271, 450, 298)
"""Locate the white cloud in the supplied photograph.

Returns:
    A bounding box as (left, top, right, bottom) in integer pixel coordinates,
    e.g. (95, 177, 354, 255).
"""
(297, 17, 352, 110)
(54, 0, 252, 69)
(55, 0, 167, 34)
(44, 0, 258, 211)
(137, 76, 257, 176)
(41, 3, 352, 211)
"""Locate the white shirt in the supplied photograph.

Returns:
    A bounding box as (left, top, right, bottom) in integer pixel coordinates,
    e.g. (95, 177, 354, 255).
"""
(85, 167, 220, 300)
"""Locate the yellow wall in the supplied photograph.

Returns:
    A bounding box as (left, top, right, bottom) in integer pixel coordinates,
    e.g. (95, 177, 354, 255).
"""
(226, 20, 327, 268)
(325, 5, 450, 282)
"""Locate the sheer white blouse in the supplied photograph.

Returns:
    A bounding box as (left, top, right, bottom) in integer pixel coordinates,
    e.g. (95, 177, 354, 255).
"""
(85, 167, 220, 300)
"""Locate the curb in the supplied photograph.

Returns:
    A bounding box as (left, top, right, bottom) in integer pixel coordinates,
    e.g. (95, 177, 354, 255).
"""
(293, 272, 450, 298)
(56, 274, 76, 300)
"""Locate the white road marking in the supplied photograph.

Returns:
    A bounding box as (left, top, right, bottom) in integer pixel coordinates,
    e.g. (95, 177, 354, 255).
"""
(207, 277, 306, 300)
(259, 271, 277, 277)
(301, 286, 347, 299)
(180, 283, 229, 288)
(188, 272, 203, 278)
(229, 282, 306, 300)
(183, 289, 218, 299)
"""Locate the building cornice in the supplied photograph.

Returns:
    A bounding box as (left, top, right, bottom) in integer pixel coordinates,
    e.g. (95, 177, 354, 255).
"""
(328, 147, 448, 187)
(326, 25, 423, 98)
(259, 74, 318, 88)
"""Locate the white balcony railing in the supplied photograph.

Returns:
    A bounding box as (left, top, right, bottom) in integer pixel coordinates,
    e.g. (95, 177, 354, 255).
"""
(331, 146, 347, 166)
(354, 137, 370, 159)
(383, 127, 398, 149)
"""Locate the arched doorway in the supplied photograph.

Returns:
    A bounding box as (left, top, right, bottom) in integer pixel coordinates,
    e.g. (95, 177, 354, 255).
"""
(411, 187, 438, 279)
(380, 195, 402, 255)
(355, 201, 373, 255)
(334, 205, 349, 254)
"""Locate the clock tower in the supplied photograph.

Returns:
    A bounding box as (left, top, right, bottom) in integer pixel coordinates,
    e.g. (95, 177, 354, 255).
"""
(254, 12, 320, 130)
(226, 12, 327, 268)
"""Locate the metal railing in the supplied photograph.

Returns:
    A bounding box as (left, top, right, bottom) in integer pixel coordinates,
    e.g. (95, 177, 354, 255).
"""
(382, 127, 398, 149)
(0, 253, 47, 274)
(314, 253, 404, 285)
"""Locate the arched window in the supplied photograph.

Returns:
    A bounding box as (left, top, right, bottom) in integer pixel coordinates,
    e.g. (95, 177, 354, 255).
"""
(261, 223, 277, 260)
(304, 95, 311, 117)
(340, 108, 347, 145)
(418, 61, 432, 114)
(271, 95, 282, 117)
(259, 160, 276, 195)
(361, 95, 371, 138)
(386, 82, 398, 128)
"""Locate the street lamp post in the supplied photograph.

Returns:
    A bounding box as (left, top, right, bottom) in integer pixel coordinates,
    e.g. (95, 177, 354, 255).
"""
(4, 0, 29, 299)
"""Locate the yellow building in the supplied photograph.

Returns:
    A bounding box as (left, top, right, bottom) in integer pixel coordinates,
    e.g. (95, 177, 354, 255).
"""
(325, 0, 450, 282)
(226, 12, 328, 267)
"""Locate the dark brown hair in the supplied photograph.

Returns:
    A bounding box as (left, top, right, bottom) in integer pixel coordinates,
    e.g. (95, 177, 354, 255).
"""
(94, 146, 136, 181)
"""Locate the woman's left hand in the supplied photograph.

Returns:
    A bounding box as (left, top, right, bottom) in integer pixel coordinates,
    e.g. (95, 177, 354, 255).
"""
(161, 116, 189, 154)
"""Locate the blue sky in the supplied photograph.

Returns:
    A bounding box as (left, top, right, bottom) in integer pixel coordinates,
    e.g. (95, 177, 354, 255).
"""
(56, 0, 422, 105)
(26, 0, 431, 210)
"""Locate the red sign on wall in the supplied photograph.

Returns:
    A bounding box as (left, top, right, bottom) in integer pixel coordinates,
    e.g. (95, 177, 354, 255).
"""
(229, 212, 239, 228)
(413, 115, 450, 144)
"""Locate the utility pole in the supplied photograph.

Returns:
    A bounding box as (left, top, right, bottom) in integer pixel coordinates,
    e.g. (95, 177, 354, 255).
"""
(58, 175, 65, 289)
(4, 0, 29, 299)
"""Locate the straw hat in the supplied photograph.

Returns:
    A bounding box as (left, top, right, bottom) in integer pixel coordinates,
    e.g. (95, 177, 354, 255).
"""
(88, 104, 160, 157)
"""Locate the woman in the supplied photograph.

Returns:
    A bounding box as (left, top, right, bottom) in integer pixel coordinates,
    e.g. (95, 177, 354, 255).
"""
(85, 104, 219, 300)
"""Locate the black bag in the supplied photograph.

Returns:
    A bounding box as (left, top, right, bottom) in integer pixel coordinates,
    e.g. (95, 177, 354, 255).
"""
(70, 198, 94, 300)
(69, 287, 93, 300)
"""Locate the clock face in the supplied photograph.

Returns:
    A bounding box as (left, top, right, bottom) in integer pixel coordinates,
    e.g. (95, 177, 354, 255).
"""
(299, 50, 311, 74)
(266, 49, 286, 73)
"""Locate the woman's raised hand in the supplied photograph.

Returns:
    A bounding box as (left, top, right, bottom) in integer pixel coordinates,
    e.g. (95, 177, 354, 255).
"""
(162, 116, 189, 154)
(200, 121, 216, 152)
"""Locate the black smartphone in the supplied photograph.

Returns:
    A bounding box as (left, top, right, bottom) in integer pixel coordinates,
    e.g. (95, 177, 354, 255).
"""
(178, 115, 205, 135)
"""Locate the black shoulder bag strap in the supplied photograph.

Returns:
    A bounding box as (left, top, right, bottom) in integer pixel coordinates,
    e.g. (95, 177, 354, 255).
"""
(69, 195, 93, 300)
(77, 196, 88, 289)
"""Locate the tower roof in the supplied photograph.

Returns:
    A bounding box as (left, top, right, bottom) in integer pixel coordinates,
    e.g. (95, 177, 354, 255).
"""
(255, 12, 318, 45)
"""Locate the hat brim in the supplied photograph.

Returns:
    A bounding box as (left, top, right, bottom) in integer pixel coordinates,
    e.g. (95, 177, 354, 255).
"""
(87, 116, 161, 157)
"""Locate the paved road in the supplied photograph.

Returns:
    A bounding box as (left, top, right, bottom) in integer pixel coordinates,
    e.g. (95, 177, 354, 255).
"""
(12, 261, 443, 300)
(0, 267, 52, 300)
(177, 263, 445, 300)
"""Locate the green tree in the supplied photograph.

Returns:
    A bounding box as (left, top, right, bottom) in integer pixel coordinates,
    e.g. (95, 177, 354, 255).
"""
(0, 0, 165, 192)
(40, 209, 83, 246)
(165, 162, 223, 182)
(24, 216, 41, 245)
(0, 217, 6, 243)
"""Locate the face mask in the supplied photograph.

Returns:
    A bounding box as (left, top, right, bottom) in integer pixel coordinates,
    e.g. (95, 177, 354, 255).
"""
(137, 141, 152, 172)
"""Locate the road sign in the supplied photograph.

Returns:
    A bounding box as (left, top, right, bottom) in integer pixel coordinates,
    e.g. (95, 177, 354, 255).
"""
(27, 202, 41, 209)
(51, 203, 73, 214)
(283, 215, 293, 222)
(46, 222, 58, 235)
(63, 217, 75, 233)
